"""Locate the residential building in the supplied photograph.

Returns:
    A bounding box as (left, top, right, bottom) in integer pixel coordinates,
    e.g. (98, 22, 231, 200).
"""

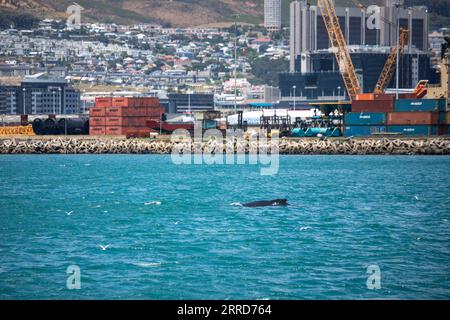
(264, 0, 282, 32)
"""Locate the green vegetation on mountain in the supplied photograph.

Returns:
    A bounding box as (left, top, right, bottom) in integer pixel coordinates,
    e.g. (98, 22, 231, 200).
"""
(0, 8, 39, 29)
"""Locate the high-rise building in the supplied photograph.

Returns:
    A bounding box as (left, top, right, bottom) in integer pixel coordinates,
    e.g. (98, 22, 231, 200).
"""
(264, 0, 282, 32)
(280, 0, 434, 103)
(289, 0, 429, 73)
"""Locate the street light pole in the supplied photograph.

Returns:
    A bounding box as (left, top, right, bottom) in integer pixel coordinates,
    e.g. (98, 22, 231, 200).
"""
(233, 14, 239, 112)
(53, 90, 56, 115)
(58, 87, 62, 115)
(188, 90, 191, 114)
(292, 85, 296, 110)
(22, 88, 26, 115)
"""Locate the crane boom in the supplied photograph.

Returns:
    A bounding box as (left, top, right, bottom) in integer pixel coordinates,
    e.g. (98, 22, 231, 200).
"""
(350, 0, 411, 94)
(317, 0, 361, 98)
(374, 28, 409, 94)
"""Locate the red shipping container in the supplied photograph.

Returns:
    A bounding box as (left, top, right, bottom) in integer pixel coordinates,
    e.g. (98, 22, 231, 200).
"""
(399, 93, 418, 99)
(123, 107, 148, 117)
(105, 106, 123, 117)
(143, 97, 159, 107)
(354, 93, 395, 101)
(147, 106, 163, 113)
(108, 106, 146, 117)
(90, 126, 105, 135)
(90, 107, 106, 117)
(112, 97, 130, 107)
(95, 97, 112, 107)
(123, 127, 151, 138)
(123, 117, 150, 127)
(105, 126, 150, 137)
(105, 126, 124, 135)
(90, 117, 106, 126)
(352, 100, 395, 113)
(387, 112, 441, 125)
(105, 117, 123, 126)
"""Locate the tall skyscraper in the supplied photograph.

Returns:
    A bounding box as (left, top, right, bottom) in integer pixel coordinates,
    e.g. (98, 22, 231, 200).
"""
(289, 0, 429, 73)
(264, 0, 282, 32)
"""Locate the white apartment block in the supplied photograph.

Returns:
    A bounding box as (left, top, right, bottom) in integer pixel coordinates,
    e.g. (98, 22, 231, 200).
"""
(264, 0, 282, 32)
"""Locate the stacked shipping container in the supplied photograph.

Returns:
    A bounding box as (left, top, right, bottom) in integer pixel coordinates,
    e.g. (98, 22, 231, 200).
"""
(346, 97, 449, 137)
(89, 97, 165, 137)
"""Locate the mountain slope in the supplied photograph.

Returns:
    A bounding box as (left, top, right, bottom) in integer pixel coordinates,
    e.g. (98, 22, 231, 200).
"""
(0, 0, 448, 29)
(0, 0, 265, 27)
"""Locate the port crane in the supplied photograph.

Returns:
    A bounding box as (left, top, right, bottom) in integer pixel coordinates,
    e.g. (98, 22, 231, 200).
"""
(374, 28, 409, 94)
(317, 0, 361, 98)
(349, 0, 410, 94)
(317, 0, 410, 97)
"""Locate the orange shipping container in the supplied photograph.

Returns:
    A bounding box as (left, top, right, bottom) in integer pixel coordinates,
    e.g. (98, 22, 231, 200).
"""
(129, 98, 141, 107)
(105, 117, 123, 126)
(112, 97, 130, 107)
(106, 117, 150, 127)
(95, 97, 112, 107)
(90, 117, 106, 126)
(123, 117, 150, 127)
(106, 106, 150, 117)
(354, 93, 395, 101)
(107, 116, 155, 127)
(387, 112, 441, 125)
(143, 97, 159, 107)
(105, 106, 123, 117)
(105, 126, 123, 135)
(148, 109, 164, 117)
(399, 93, 418, 99)
(123, 107, 148, 117)
(90, 126, 105, 135)
(90, 107, 106, 117)
(105, 126, 150, 137)
(352, 100, 395, 113)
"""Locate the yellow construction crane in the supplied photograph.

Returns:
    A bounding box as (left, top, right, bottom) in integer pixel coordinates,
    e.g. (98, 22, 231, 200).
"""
(317, 0, 361, 98)
(319, 0, 411, 97)
(374, 28, 409, 94)
(350, 0, 410, 94)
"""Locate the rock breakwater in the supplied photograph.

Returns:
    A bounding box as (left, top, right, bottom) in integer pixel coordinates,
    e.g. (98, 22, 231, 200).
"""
(1, 137, 449, 155)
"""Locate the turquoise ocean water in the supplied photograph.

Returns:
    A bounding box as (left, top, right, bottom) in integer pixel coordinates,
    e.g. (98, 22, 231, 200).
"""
(0, 155, 449, 299)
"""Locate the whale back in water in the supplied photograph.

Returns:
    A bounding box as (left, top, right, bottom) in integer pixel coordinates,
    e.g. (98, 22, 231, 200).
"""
(243, 199, 288, 208)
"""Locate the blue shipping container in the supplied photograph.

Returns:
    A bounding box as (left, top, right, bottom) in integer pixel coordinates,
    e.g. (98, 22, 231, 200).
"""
(394, 99, 446, 112)
(344, 112, 386, 125)
(387, 125, 438, 136)
(344, 126, 386, 137)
